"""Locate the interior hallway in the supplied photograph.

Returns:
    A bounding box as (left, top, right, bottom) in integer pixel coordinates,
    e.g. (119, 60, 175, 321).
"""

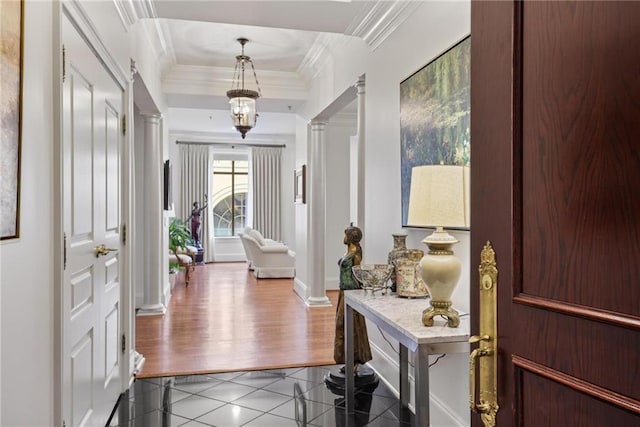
(124, 263, 413, 426)
(135, 262, 340, 378)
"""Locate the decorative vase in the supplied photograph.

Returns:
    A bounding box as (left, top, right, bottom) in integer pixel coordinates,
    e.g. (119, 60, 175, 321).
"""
(387, 233, 408, 292)
(388, 233, 424, 293)
(394, 251, 429, 298)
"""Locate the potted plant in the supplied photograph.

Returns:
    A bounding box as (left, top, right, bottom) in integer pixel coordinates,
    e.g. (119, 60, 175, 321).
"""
(168, 218, 192, 286)
(169, 218, 192, 256)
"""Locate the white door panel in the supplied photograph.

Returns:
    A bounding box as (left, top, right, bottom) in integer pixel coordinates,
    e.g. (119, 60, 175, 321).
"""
(62, 13, 123, 427)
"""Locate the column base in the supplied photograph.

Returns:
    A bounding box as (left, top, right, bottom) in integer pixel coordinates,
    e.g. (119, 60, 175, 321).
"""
(305, 296, 332, 307)
(132, 351, 145, 376)
(136, 304, 166, 316)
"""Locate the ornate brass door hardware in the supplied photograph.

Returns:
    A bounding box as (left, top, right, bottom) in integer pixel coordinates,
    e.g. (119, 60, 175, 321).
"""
(94, 244, 117, 257)
(469, 241, 499, 426)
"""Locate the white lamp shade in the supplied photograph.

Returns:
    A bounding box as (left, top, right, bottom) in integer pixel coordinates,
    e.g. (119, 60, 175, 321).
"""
(407, 165, 470, 228)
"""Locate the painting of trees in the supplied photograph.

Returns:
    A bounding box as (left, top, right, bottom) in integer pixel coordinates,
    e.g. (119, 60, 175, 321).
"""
(400, 37, 470, 226)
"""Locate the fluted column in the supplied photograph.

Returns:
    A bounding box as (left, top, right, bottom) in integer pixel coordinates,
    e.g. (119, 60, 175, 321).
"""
(137, 112, 166, 316)
(307, 120, 331, 307)
(355, 77, 366, 234)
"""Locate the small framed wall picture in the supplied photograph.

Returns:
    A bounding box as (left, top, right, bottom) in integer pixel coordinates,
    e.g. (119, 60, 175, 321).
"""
(1, 0, 24, 240)
(294, 165, 306, 204)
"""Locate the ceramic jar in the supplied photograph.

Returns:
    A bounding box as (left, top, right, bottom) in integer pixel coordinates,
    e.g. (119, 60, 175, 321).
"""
(395, 251, 429, 298)
(387, 233, 424, 293)
(388, 233, 408, 292)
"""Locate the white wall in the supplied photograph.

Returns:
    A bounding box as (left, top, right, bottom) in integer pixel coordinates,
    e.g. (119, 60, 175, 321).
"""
(302, 1, 471, 424)
(324, 121, 356, 290)
(280, 141, 296, 249)
(293, 116, 309, 294)
(0, 2, 54, 423)
(133, 106, 146, 307)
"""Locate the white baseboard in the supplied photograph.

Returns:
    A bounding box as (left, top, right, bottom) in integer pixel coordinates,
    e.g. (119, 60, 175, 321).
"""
(136, 304, 166, 316)
(368, 342, 468, 427)
(163, 281, 172, 307)
(214, 253, 246, 262)
(293, 277, 308, 301)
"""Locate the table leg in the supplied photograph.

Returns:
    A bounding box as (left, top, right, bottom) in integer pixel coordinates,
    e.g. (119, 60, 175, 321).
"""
(414, 345, 430, 426)
(399, 343, 412, 424)
(399, 344, 409, 408)
(345, 303, 355, 418)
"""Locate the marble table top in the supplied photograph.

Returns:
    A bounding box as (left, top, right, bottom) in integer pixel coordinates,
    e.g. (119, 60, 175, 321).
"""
(344, 290, 470, 351)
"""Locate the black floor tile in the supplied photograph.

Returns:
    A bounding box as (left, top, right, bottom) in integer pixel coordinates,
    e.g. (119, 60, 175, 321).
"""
(113, 365, 406, 427)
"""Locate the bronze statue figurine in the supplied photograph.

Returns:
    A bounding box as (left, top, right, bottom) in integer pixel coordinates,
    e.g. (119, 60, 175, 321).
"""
(334, 225, 372, 371)
(189, 194, 208, 246)
(325, 224, 378, 395)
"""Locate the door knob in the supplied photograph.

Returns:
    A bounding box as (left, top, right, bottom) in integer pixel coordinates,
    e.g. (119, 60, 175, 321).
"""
(469, 241, 499, 426)
(94, 244, 117, 257)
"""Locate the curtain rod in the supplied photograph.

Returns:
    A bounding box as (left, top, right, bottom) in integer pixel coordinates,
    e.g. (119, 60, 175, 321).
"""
(176, 140, 286, 148)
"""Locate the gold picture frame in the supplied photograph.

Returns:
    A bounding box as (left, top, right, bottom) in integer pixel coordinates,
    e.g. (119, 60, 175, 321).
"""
(294, 165, 306, 204)
(1, 0, 24, 240)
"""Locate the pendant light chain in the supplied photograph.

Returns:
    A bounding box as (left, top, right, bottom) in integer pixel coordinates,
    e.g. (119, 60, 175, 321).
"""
(231, 61, 241, 91)
(250, 61, 262, 97)
(241, 41, 246, 90)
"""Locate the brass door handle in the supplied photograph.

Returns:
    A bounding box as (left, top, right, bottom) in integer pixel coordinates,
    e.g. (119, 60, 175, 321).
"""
(469, 242, 499, 427)
(469, 340, 494, 413)
(94, 244, 117, 257)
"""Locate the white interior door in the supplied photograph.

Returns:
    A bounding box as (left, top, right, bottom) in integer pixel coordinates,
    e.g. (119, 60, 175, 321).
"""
(62, 14, 123, 427)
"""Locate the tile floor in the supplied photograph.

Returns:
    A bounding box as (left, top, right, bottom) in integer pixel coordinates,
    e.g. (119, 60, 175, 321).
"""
(109, 365, 414, 426)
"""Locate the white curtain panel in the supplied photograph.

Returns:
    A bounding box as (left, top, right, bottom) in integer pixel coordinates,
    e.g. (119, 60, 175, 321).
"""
(251, 147, 282, 241)
(179, 144, 214, 262)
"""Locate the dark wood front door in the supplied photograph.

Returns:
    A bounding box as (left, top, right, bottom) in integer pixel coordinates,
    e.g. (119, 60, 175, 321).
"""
(470, 1, 640, 425)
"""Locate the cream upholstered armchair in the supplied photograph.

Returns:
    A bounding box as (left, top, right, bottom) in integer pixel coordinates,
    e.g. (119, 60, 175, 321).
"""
(239, 227, 284, 270)
(240, 230, 295, 279)
(169, 245, 197, 286)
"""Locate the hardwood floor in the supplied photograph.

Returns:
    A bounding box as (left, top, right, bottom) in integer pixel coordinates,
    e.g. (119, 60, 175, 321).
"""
(135, 262, 339, 378)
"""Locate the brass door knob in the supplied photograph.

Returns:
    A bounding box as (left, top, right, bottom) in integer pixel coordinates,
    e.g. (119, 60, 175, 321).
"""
(94, 244, 117, 257)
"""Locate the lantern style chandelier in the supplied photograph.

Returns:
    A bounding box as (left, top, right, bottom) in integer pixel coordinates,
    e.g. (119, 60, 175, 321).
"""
(227, 38, 262, 139)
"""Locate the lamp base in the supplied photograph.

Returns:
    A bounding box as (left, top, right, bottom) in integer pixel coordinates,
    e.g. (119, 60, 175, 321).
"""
(422, 300, 460, 327)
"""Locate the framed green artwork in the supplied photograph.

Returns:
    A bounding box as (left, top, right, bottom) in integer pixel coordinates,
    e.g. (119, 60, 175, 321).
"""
(400, 36, 470, 228)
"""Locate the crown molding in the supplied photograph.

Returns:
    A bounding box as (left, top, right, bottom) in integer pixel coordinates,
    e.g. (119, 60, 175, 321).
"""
(112, 0, 157, 27)
(163, 64, 308, 100)
(170, 130, 294, 145)
(155, 20, 176, 75)
(64, 0, 129, 86)
(297, 33, 337, 84)
(345, 0, 421, 50)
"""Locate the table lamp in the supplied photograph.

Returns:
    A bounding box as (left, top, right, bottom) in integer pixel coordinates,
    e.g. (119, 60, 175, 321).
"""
(407, 165, 470, 327)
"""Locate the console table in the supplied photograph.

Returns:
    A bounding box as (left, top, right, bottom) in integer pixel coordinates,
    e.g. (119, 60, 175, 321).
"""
(344, 290, 470, 426)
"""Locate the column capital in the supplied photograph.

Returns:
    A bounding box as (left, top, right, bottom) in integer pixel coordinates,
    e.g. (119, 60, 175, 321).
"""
(355, 76, 366, 94)
(130, 59, 138, 78)
(140, 111, 162, 122)
(310, 120, 328, 131)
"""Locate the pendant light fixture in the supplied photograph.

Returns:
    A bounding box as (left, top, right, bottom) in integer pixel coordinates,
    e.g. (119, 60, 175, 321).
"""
(227, 38, 262, 139)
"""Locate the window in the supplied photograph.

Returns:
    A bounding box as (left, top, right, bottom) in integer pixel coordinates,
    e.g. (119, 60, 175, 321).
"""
(212, 159, 248, 236)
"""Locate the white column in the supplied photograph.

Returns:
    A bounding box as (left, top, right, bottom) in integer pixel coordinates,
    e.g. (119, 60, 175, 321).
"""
(307, 120, 331, 307)
(137, 112, 166, 316)
(355, 77, 366, 235)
